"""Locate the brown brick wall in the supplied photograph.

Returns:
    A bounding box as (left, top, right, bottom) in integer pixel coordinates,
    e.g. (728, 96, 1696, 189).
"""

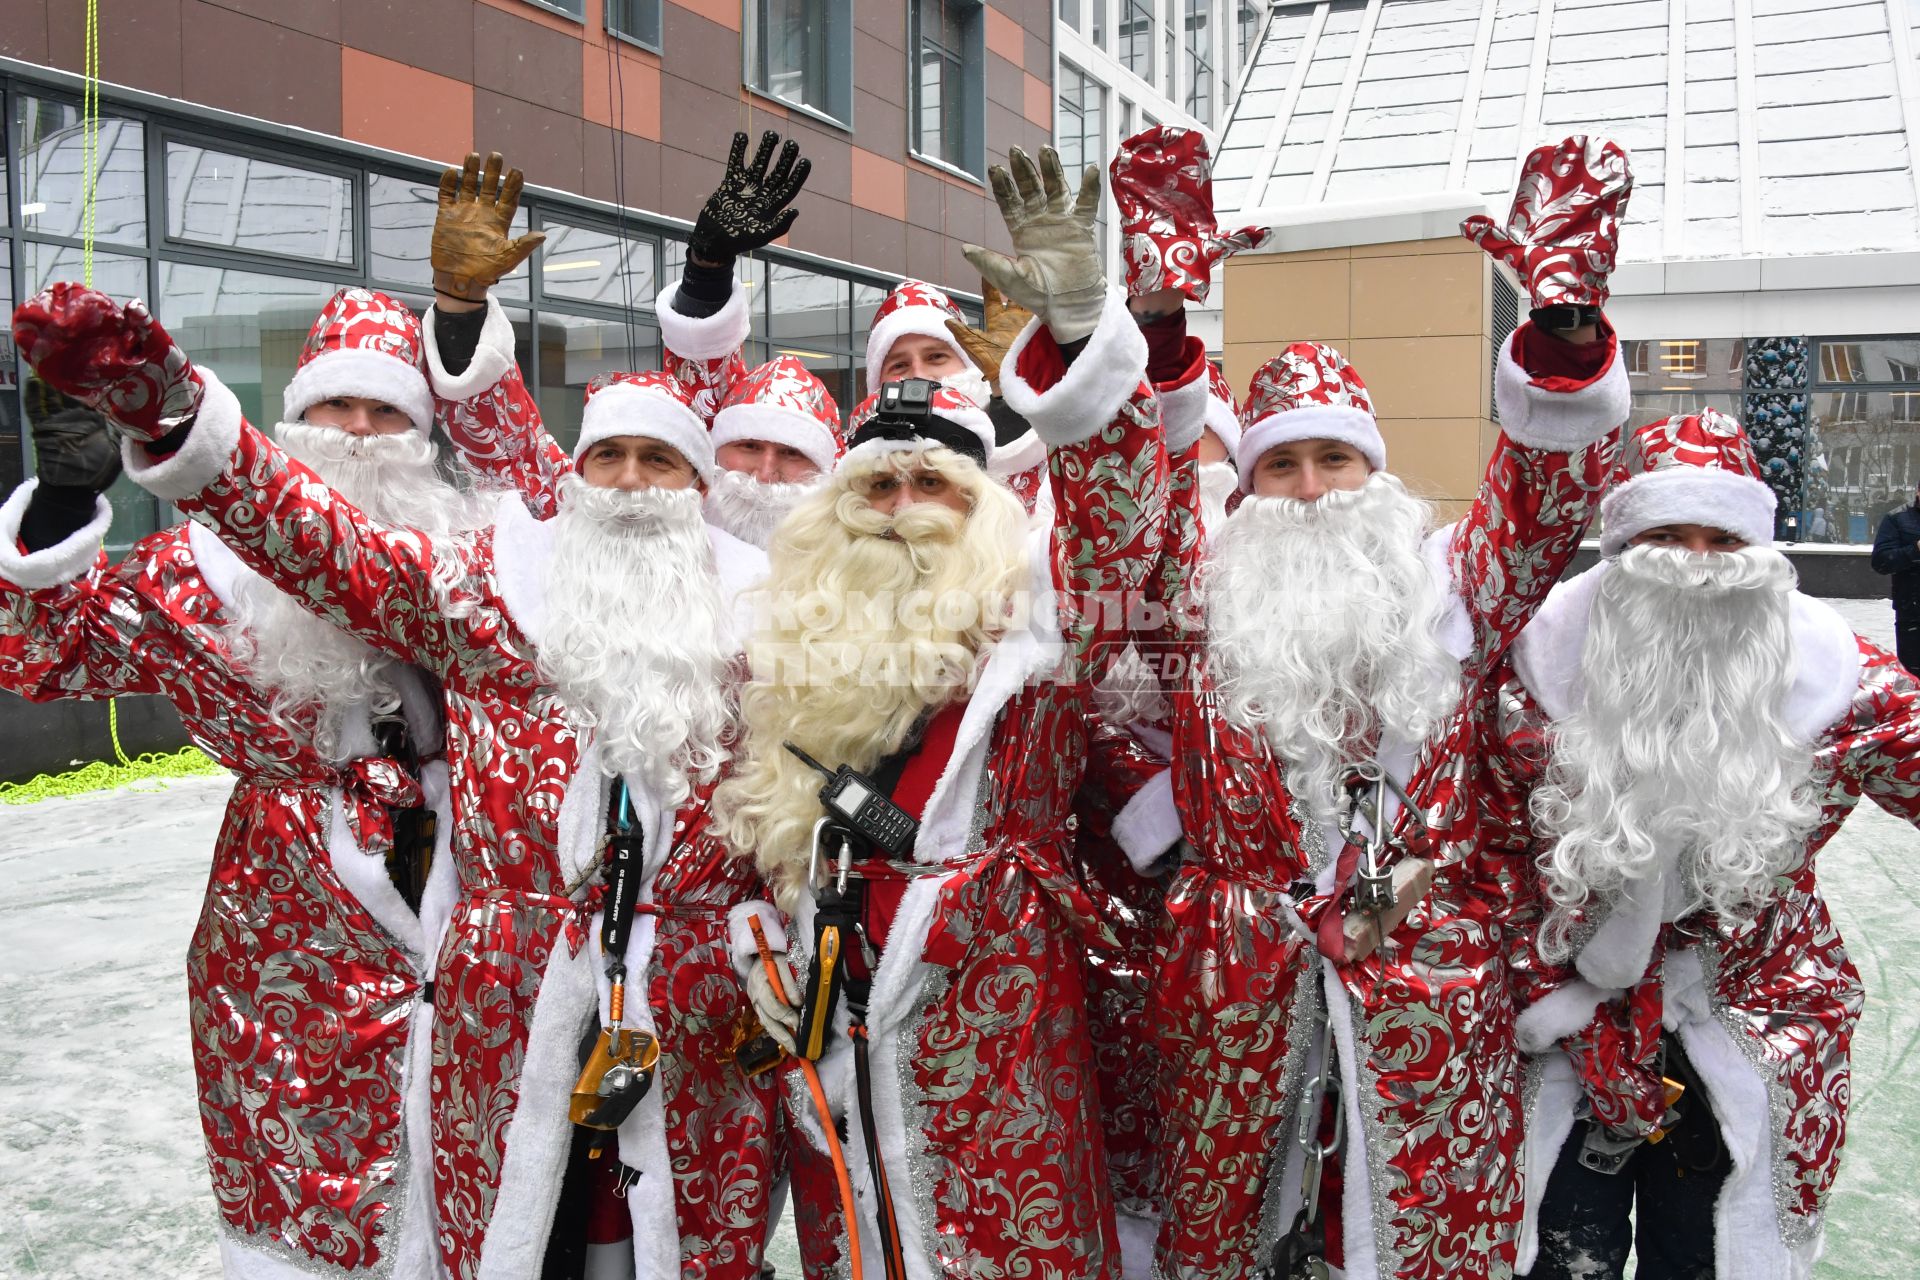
(0, 0, 1056, 292)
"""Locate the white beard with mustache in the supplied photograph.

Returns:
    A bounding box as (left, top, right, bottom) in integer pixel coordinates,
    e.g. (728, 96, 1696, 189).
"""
(222, 422, 487, 758)
(1534, 545, 1821, 958)
(538, 475, 737, 808)
(713, 446, 1029, 906)
(1204, 472, 1462, 816)
(703, 467, 821, 549)
(1196, 460, 1238, 542)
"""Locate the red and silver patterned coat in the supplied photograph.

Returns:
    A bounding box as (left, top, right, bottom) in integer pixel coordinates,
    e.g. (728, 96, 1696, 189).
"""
(752, 291, 1165, 1280)
(116, 367, 779, 1280)
(0, 486, 455, 1280)
(1483, 567, 1920, 1279)
(1137, 322, 1627, 1280)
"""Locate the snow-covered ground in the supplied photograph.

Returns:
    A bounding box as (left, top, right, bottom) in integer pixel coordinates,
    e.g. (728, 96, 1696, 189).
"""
(1, 599, 1914, 1278)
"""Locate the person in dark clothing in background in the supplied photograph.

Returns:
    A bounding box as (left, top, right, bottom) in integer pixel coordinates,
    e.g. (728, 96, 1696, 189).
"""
(1870, 483, 1920, 672)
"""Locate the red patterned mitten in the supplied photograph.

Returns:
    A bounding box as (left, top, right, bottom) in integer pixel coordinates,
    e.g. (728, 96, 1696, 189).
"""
(1110, 125, 1268, 304)
(1460, 137, 1633, 309)
(14, 283, 204, 441)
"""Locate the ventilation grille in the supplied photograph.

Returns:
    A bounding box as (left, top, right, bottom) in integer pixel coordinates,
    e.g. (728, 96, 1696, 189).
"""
(1490, 270, 1522, 423)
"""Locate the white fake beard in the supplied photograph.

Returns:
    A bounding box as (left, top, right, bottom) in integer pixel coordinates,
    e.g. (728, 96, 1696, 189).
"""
(223, 423, 484, 757)
(703, 468, 821, 550)
(1535, 545, 1821, 956)
(1204, 472, 1462, 816)
(538, 475, 737, 807)
(940, 366, 992, 409)
(713, 446, 1028, 906)
(1196, 460, 1238, 542)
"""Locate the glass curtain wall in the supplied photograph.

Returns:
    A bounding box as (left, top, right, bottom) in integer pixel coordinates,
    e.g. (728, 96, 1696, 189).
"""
(3, 70, 908, 553)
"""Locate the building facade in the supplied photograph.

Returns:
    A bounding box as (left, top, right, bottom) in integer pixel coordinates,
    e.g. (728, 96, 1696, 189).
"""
(1212, 0, 1920, 554)
(0, 0, 1057, 778)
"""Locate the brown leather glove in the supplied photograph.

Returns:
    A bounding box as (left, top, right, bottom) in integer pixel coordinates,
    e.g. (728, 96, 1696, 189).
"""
(943, 281, 1034, 395)
(432, 151, 546, 302)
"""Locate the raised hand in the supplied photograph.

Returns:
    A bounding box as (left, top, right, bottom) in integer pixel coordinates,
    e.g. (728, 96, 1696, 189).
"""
(13, 283, 203, 441)
(688, 130, 812, 266)
(963, 146, 1106, 345)
(432, 150, 547, 303)
(27, 384, 123, 493)
(1110, 124, 1268, 305)
(943, 281, 1035, 394)
(1461, 136, 1633, 313)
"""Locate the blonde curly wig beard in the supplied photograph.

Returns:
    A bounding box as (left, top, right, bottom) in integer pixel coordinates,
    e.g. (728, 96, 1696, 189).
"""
(713, 444, 1028, 907)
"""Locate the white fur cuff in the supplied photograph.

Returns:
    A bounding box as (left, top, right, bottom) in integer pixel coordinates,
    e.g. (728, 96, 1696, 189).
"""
(1495, 323, 1632, 453)
(999, 289, 1149, 449)
(1156, 356, 1211, 457)
(728, 901, 790, 982)
(1110, 767, 1184, 874)
(122, 369, 245, 502)
(1203, 393, 1242, 456)
(1598, 469, 1778, 556)
(1514, 979, 1623, 1054)
(658, 279, 750, 363)
(424, 296, 518, 404)
(0, 480, 113, 589)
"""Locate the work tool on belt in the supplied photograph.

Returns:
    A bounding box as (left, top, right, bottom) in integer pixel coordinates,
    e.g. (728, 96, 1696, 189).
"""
(1262, 999, 1344, 1280)
(370, 704, 439, 914)
(1311, 762, 1435, 963)
(785, 741, 931, 1280)
(570, 780, 662, 1157)
(1578, 1035, 1708, 1176)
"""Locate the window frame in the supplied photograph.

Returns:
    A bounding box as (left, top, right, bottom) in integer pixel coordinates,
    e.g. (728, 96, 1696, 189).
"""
(520, 0, 587, 22)
(605, 0, 665, 53)
(907, 0, 986, 182)
(159, 129, 365, 276)
(742, 0, 855, 132)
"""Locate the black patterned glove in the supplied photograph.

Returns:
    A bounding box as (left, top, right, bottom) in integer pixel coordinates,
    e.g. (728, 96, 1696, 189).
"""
(28, 382, 122, 493)
(687, 130, 812, 265)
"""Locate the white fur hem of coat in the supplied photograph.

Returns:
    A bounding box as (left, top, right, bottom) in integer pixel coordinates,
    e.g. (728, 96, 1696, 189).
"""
(1493, 322, 1630, 454)
(0, 480, 112, 589)
(1110, 766, 1183, 873)
(1514, 1053, 1586, 1275)
(1514, 979, 1621, 1054)
(1322, 963, 1381, 1280)
(424, 295, 518, 403)
(123, 367, 245, 502)
(999, 289, 1148, 449)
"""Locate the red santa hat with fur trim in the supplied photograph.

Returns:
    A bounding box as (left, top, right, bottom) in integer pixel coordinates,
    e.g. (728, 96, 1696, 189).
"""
(712, 356, 845, 473)
(1234, 342, 1382, 491)
(282, 287, 435, 430)
(1599, 408, 1775, 554)
(865, 280, 980, 383)
(841, 381, 995, 471)
(576, 371, 716, 480)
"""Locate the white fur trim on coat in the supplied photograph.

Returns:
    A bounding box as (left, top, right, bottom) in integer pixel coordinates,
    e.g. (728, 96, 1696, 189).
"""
(1514, 979, 1621, 1054)
(284, 347, 435, 432)
(1493, 322, 1631, 454)
(659, 278, 751, 364)
(1514, 1053, 1586, 1275)
(0, 480, 112, 589)
(1235, 404, 1385, 491)
(1109, 767, 1183, 874)
(123, 368, 245, 502)
(865, 302, 975, 384)
(999, 289, 1149, 450)
(423, 296, 518, 404)
(987, 427, 1045, 480)
(1598, 468, 1778, 556)
(1155, 355, 1212, 457)
(575, 382, 716, 478)
(710, 402, 839, 476)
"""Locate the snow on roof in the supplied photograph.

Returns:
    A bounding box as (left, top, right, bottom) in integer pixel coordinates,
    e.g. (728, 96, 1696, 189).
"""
(1215, 0, 1920, 262)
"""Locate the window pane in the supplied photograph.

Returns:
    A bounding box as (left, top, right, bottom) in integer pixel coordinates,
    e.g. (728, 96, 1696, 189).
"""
(768, 262, 851, 417)
(155, 264, 338, 427)
(1058, 64, 1107, 256)
(1627, 391, 1740, 432)
(1059, 0, 1080, 30)
(540, 220, 656, 309)
(22, 242, 146, 301)
(1122, 0, 1154, 80)
(753, 0, 847, 120)
(1624, 339, 1745, 395)
(535, 313, 661, 455)
(1240, 1, 1261, 61)
(0, 257, 18, 497)
(913, 0, 973, 169)
(1807, 390, 1920, 543)
(165, 142, 354, 265)
(368, 172, 531, 300)
(1816, 339, 1920, 386)
(1186, 0, 1214, 126)
(14, 96, 146, 246)
(607, 0, 661, 45)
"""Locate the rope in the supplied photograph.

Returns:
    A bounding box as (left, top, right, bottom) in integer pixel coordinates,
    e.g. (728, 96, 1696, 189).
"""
(82, 0, 99, 286)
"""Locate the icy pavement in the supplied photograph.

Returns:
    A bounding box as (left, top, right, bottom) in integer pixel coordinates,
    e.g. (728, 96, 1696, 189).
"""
(1, 599, 1914, 1278)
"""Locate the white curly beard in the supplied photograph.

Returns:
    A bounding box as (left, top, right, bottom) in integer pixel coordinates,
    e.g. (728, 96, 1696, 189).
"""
(1535, 545, 1821, 956)
(703, 468, 822, 550)
(539, 475, 736, 807)
(1203, 472, 1462, 816)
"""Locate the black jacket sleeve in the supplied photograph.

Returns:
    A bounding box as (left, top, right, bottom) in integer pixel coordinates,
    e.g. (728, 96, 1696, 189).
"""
(1872, 510, 1919, 576)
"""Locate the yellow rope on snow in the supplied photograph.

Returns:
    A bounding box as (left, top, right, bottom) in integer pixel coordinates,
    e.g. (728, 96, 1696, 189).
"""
(0, 3, 223, 806)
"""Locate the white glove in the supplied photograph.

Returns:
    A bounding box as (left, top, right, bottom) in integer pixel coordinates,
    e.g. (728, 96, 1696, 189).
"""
(963, 146, 1107, 346)
(746, 955, 802, 1055)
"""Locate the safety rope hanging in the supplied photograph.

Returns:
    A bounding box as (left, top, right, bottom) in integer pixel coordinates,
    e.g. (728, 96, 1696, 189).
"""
(0, 0, 223, 806)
